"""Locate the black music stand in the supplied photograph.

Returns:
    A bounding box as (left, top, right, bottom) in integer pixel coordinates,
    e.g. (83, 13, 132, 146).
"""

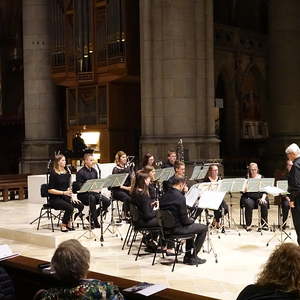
(104, 173, 129, 240)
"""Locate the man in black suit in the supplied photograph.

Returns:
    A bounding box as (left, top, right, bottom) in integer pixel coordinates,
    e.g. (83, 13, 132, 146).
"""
(286, 143, 300, 245)
(160, 176, 208, 265)
(76, 153, 111, 228)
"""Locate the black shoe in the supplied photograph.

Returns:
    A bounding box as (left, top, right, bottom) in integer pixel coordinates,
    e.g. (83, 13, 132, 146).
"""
(66, 226, 75, 231)
(94, 221, 101, 228)
(194, 256, 206, 264)
(60, 226, 68, 232)
(262, 225, 269, 231)
(183, 256, 197, 265)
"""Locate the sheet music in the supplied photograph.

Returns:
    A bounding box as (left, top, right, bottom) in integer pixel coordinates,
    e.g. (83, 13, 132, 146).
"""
(189, 166, 202, 180)
(259, 178, 275, 191)
(246, 178, 261, 192)
(261, 186, 289, 196)
(277, 180, 288, 192)
(218, 180, 234, 192)
(231, 178, 247, 193)
(198, 191, 226, 210)
(185, 185, 201, 207)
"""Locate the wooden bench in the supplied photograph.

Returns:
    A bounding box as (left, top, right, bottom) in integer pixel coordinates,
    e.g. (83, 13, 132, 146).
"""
(0, 175, 28, 201)
(1, 256, 219, 300)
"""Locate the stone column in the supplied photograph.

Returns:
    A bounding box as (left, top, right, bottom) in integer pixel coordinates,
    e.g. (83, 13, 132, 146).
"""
(267, 0, 300, 169)
(22, 0, 62, 174)
(140, 0, 219, 162)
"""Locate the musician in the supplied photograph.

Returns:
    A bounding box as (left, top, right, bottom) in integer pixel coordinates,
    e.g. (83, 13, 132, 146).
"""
(163, 160, 188, 193)
(286, 143, 300, 245)
(241, 162, 269, 232)
(72, 132, 87, 156)
(160, 176, 208, 265)
(141, 165, 157, 200)
(203, 164, 228, 229)
(48, 154, 84, 232)
(111, 151, 134, 218)
(142, 152, 156, 168)
(161, 151, 177, 169)
(276, 159, 293, 227)
(76, 153, 111, 228)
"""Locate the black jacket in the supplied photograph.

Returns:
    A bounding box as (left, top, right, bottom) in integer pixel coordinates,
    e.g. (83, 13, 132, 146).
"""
(160, 187, 194, 228)
(131, 191, 156, 221)
(75, 166, 98, 196)
(288, 157, 300, 201)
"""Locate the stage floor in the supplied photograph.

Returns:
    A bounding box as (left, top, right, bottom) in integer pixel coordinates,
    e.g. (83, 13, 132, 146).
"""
(0, 197, 297, 300)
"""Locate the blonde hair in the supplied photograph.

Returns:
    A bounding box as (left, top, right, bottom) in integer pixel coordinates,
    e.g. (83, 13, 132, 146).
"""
(115, 151, 126, 164)
(51, 239, 90, 284)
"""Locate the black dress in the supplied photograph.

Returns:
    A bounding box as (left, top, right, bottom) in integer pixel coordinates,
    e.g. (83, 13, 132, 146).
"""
(48, 170, 83, 225)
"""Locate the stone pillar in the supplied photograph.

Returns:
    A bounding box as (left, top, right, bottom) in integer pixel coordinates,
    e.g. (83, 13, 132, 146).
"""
(140, 0, 219, 162)
(267, 0, 300, 169)
(22, 0, 62, 174)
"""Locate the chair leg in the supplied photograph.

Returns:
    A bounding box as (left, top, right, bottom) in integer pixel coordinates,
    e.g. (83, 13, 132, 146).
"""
(135, 233, 144, 261)
(152, 233, 162, 265)
(50, 209, 54, 232)
(172, 241, 180, 272)
(128, 231, 137, 255)
(127, 225, 134, 246)
(122, 224, 132, 250)
(37, 208, 45, 230)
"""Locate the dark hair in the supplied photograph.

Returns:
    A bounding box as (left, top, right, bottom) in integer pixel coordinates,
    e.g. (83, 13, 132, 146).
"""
(174, 160, 185, 171)
(256, 243, 300, 294)
(131, 172, 150, 196)
(142, 165, 155, 174)
(142, 152, 156, 167)
(51, 239, 90, 284)
(169, 176, 186, 186)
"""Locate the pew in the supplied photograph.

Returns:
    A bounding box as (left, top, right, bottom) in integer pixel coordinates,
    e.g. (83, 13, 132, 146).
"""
(1, 256, 219, 300)
(0, 175, 28, 201)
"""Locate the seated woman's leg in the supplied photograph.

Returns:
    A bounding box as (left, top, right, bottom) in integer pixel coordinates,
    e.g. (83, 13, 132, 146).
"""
(50, 197, 74, 226)
(244, 198, 256, 227)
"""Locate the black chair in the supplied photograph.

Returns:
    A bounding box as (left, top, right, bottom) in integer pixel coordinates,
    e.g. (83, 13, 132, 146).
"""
(126, 204, 162, 265)
(156, 209, 197, 272)
(30, 184, 62, 232)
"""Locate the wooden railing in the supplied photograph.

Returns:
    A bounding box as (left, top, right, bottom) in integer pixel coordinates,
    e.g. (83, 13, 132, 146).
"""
(1, 256, 219, 300)
(0, 174, 28, 201)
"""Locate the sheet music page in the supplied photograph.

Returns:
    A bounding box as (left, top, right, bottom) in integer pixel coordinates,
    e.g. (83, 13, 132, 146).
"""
(185, 186, 201, 207)
(261, 186, 289, 196)
(198, 182, 211, 191)
(231, 178, 247, 193)
(198, 191, 226, 210)
(276, 180, 288, 192)
(218, 180, 234, 192)
(189, 166, 202, 180)
(0, 244, 18, 261)
(259, 178, 275, 190)
(198, 166, 209, 180)
(246, 178, 261, 192)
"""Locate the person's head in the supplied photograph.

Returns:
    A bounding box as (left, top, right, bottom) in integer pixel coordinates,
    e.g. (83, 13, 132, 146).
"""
(167, 151, 177, 165)
(142, 165, 156, 181)
(285, 143, 300, 162)
(51, 239, 90, 284)
(248, 162, 259, 178)
(83, 153, 94, 168)
(286, 159, 293, 172)
(115, 151, 127, 166)
(132, 172, 150, 195)
(169, 176, 186, 192)
(53, 154, 66, 171)
(174, 160, 185, 177)
(208, 164, 219, 179)
(142, 152, 155, 167)
(256, 243, 300, 294)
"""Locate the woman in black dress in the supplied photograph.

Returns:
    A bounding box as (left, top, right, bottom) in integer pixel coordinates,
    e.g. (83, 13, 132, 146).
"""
(48, 155, 84, 232)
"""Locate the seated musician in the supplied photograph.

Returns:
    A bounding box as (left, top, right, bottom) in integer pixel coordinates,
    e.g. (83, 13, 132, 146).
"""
(111, 151, 134, 218)
(141, 165, 157, 200)
(161, 150, 177, 169)
(202, 164, 228, 229)
(76, 153, 111, 228)
(241, 162, 269, 231)
(142, 152, 157, 168)
(160, 176, 208, 265)
(48, 154, 84, 232)
(36, 239, 124, 300)
(163, 160, 188, 194)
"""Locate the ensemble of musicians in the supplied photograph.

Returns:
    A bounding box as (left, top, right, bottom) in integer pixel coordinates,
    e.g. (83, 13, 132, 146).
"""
(46, 142, 300, 266)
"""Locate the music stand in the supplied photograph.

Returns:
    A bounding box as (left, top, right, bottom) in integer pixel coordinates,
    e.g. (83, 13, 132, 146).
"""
(189, 165, 209, 181)
(104, 173, 129, 240)
(198, 190, 226, 263)
(77, 178, 105, 243)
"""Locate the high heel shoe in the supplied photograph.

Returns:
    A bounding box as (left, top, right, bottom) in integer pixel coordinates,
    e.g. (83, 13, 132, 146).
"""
(74, 212, 84, 221)
(66, 226, 75, 231)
